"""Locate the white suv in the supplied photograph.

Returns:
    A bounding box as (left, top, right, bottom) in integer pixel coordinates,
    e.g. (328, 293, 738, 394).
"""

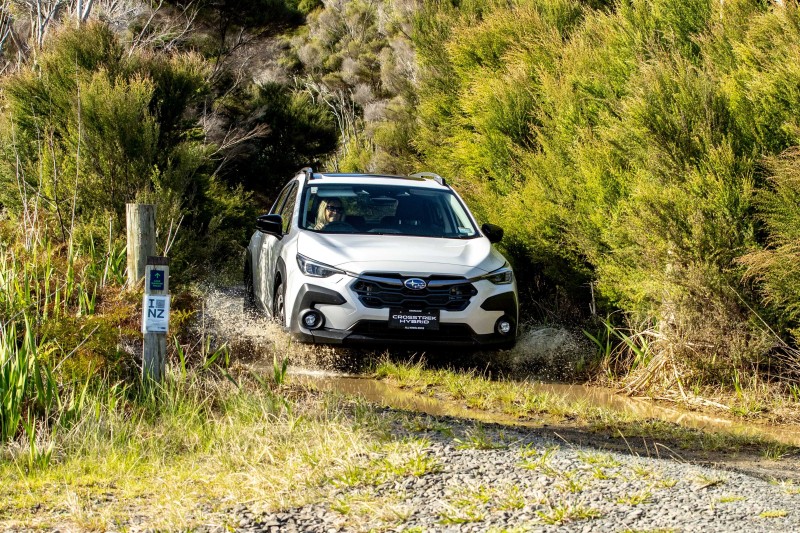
(245, 169, 518, 348)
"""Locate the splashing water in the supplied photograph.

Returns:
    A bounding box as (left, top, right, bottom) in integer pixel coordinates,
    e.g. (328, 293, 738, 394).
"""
(486, 325, 594, 380)
(199, 286, 379, 371)
(199, 286, 594, 378)
(199, 286, 286, 361)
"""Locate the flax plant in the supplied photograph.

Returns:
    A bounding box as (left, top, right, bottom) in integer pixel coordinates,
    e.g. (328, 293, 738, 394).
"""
(0, 320, 49, 442)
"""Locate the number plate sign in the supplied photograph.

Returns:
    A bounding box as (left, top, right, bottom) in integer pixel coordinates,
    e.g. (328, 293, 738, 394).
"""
(388, 309, 440, 330)
(142, 295, 170, 333)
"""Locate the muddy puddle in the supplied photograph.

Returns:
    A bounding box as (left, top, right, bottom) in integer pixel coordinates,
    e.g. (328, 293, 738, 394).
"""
(287, 369, 800, 448)
(204, 289, 800, 448)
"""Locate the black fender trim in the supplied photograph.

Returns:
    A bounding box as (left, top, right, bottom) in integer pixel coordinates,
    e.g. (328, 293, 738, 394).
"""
(270, 257, 288, 320)
(289, 283, 347, 334)
(480, 291, 518, 315)
(480, 290, 518, 336)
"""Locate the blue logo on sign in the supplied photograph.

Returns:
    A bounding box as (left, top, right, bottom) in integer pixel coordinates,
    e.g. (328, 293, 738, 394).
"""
(404, 278, 427, 290)
(149, 270, 164, 291)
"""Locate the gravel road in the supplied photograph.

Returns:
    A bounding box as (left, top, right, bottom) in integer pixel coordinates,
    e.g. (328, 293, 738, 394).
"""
(200, 292, 800, 532)
(227, 411, 800, 532)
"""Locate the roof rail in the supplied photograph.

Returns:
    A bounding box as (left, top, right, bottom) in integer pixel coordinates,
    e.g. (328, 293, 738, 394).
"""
(409, 172, 447, 187)
(299, 166, 315, 184)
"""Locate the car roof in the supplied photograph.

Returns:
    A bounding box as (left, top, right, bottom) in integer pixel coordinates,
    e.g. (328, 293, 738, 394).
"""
(296, 170, 449, 189)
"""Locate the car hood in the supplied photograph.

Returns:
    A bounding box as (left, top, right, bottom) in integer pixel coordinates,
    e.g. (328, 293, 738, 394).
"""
(297, 232, 505, 277)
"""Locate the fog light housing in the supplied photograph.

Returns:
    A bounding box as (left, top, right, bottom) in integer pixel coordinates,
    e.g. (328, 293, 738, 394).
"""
(301, 309, 325, 330)
(495, 317, 513, 336)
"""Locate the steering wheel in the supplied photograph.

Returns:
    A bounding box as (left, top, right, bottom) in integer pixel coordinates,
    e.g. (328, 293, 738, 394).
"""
(322, 221, 357, 232)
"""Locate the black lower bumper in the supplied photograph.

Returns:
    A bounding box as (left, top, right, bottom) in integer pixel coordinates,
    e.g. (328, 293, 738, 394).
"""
(292, 320, 516, 349)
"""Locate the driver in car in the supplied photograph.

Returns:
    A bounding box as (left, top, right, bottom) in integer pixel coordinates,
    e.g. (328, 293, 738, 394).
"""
(314, 198, 344, 230)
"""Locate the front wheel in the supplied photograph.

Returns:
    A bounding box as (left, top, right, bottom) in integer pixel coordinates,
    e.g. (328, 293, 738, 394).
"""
(273, 280, 286, 327)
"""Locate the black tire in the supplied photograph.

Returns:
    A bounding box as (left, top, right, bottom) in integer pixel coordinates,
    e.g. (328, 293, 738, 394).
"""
(273, 279, 286, 327)
(243, 256, 256, 312)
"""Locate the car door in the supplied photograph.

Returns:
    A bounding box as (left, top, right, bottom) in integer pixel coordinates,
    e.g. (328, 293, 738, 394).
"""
(252, 181, 292, 312)
(261, 181, 298, 315)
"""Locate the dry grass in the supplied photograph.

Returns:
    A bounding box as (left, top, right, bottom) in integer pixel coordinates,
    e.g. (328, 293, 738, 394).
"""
(0, 371, 438, 531)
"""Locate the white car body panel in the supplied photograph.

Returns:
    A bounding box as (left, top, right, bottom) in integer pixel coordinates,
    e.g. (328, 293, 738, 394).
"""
(297, 233, 504, 277)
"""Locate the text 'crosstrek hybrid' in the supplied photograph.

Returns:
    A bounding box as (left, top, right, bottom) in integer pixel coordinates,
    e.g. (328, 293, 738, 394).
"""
(245, 169, 518, 348)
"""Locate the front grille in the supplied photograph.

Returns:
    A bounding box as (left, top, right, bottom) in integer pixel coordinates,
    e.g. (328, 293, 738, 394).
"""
(352, 273, 477, 311)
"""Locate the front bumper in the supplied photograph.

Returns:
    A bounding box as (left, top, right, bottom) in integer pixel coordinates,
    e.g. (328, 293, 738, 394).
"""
(288, 280, 518, 348)
(310, 321, 515, 348)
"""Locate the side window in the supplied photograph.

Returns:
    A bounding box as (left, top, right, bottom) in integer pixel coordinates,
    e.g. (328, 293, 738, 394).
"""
(270, 183, 293, 215)
(278, 183, 298, 233)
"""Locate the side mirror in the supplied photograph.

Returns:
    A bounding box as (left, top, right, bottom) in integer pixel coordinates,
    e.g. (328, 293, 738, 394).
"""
(481, 223, 504, 244)
(256, 214, 283, 237)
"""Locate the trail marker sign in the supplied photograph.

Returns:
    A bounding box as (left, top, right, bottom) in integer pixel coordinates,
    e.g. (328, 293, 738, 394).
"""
(142, 294, 170, 333)
(149, 269, 165, 291)
(140, 254, 169, 382)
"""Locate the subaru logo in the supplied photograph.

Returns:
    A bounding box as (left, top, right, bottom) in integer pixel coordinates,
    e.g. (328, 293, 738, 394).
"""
(404, 278, 427, 290)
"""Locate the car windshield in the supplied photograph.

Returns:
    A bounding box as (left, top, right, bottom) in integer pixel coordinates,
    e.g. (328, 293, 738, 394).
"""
(300, 184, 479, 238)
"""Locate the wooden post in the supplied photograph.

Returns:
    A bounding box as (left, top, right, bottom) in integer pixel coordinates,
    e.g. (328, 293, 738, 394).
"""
(126, 204, 156, 288)
(142, 257, 169, 382)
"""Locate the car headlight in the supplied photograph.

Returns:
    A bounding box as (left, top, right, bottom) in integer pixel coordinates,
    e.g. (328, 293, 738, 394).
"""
(474, 265, 513, 285)
(296, 254, 345, 278)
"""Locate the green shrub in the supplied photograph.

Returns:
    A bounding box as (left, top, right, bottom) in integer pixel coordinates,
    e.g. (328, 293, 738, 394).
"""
(740, 148, 800, 342)
(404, 0, 800, 378)
(213, 82, 338, 201)
(287, 0, 420, 172)
(0, 22, 252, 278)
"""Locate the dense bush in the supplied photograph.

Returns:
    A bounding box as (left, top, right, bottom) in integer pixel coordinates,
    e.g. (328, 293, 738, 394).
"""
(211, 81, 338, 202)
(404, 0, 800, 380)
(165, 0, 340, 203)
(740, 148, 800, 344)
(286, 0, 421, 173)
(0, 22, 250, 279)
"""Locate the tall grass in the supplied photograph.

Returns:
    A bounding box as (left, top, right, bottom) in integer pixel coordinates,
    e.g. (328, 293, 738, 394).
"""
(0, 335, 433, 530)
(0, 218, 128, 445)
(1, 366, 440, 530)
(0, 236, 124, 325)
(0, 214, 421, 531)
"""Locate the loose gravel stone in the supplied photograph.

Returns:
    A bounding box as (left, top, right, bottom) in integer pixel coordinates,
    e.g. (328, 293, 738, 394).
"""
(223, 417, 800, 532)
